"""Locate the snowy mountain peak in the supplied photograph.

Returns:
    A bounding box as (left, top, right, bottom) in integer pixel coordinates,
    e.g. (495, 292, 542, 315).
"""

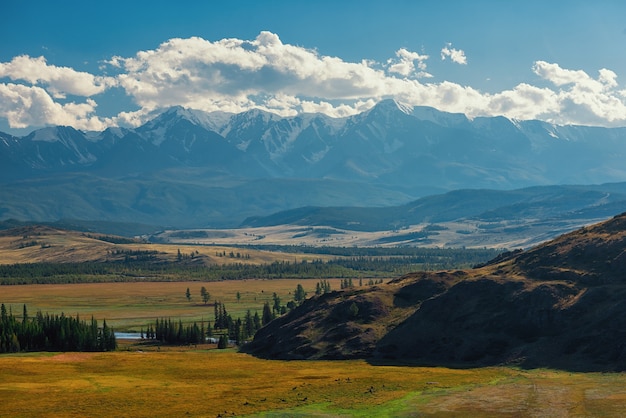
(410, 106, 470, 128)
(28, 126, 80, 143)
(370, 98, 414, 116)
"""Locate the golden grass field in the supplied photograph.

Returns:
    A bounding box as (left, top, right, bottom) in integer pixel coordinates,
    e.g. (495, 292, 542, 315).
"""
(1, 279, 626, 416)
(2, 227, 626, 416)
(0, 226, 337, 265)
(0, 279, 349, 330)
(1, 348, 626, 417)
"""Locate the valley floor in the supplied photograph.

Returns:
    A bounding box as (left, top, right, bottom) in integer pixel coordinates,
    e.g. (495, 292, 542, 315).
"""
(1, 349, 625, 417)
(153, 216, 607, 250)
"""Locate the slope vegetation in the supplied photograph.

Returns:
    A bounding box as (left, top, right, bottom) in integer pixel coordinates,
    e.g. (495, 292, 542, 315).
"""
(244, 212, 626, 371)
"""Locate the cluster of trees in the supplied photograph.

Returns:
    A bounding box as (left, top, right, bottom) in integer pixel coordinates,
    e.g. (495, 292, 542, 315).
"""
(83, 233, 139, 244)
(214, 302, 262, 345)
(0, 304, 116, 353)
(215, 250, 251, 259)
(0, 247, 501, 285)
(340, 278, 355, 289)
(142, 318, 204, 345)
(315, 279, 332, 295)
(143, 301, 264, 347)
(109, 249, 158, 262)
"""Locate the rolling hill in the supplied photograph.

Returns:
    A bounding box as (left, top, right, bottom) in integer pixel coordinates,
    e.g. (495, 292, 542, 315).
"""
(243, 212, 626, 371)
(150, 182, 626, 249)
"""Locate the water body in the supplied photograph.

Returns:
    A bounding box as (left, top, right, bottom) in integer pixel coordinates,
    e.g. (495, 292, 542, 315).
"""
(114, 332, 142, 340)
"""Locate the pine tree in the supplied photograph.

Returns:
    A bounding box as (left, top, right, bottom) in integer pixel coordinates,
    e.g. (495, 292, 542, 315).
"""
(200, 286, 210, 305)
(253, 311, 261, 331)
(294, 284, 306, 305)
(349, 302, 359, 318)
(262, 302, 273, 326)
(217, 334, 228, 349)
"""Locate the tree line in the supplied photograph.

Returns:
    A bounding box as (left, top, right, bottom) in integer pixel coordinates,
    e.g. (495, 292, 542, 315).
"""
(142, 302, 263, 347)
(0, 303, 116, 353)
(143, 281, 320, 348)
(0, 246, 501, 285)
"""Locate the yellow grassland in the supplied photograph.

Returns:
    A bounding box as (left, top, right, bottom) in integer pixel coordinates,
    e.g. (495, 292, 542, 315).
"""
(0, 279, 350, 330)
(0, 227, 336, 265)
(1, 349, 625, 417)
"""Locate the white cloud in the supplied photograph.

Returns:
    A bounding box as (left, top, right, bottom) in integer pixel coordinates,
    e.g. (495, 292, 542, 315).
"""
(0, 83, 108, 130)
(387, 48, 431, 78)
(441, 43, 467, 65)
(532, 61, 626, 125)
(1, 32, 626, 130)
(0, 55, 115, 98)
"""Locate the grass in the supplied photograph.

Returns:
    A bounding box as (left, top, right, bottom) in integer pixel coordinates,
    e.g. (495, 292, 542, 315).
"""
(0, 279, 352, 330)
(1, 349, 626, 417)
(2, 275, 626, 416)
(0, 226, 338, 265)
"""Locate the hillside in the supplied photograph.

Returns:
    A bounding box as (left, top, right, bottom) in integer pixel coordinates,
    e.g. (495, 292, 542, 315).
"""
(152, 183, 626, 249)
(243, 212, 626, 371)
(0, 225, 333, 266)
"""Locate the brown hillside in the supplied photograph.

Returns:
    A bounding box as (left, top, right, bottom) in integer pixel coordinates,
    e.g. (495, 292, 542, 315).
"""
(244, 212, 626, 371)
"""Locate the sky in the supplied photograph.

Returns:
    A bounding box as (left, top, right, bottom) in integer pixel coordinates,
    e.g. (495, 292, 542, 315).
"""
(2, 0, 626, 134)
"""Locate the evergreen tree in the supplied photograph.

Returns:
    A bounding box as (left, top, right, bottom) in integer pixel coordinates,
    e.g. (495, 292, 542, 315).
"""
(349, 302, 359, 318)
(272, 293, 281, 316)
(253, 311, 261, 331)
(200, 286, 210, 305)
(294, 284, 307, 305)
(262, 302, 273, 326)
(185, 287, 191, 302)
(217, 334, 228, 349)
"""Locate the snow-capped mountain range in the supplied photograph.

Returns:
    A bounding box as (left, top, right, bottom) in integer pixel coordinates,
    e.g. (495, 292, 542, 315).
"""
(2, 99, 626, 228)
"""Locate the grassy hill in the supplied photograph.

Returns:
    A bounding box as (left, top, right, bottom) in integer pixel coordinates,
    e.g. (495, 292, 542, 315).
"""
(244, 211, 626, 371)
(0, 225, 335, 266)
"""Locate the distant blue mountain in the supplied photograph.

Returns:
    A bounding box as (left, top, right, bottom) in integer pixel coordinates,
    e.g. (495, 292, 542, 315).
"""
(1, 100, 626, 229)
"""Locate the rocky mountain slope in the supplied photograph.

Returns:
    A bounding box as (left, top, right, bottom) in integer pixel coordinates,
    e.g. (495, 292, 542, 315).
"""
(2, 100, 626, 228)
(243, 212, 626, 371)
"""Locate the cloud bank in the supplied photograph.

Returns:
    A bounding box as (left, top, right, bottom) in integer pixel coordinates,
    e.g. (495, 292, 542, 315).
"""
(1, 31, 626, 131)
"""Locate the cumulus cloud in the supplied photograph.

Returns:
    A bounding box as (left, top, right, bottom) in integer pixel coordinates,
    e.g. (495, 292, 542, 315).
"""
(0, 55, 115, 98)
(441, 43, 467, 65)
(531, 61, 626, 125)
(387, 48, 431, 78)
(0, 83, 108, 130)
(1, 31, 626, 130)
(113, 32, 393, 113)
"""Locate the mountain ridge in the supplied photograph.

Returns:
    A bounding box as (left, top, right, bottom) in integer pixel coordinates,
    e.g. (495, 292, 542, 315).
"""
(2, 100, 626, 229)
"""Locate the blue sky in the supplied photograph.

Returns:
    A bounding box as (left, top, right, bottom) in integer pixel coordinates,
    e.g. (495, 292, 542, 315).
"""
(2, 0, 626, 133)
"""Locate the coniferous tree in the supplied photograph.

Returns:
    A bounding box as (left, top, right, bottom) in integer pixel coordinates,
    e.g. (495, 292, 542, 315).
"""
(253, 311, 261, 331)
(217, 334, 228, 349)
(272, 293, 281, 316)
(200, 286, 210, 305)
(262, 302, 273, 326)
(294, 284, 307, 305)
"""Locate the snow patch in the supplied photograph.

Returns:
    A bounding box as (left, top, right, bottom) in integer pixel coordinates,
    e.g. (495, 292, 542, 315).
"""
(31, 127, 61, 142)
(304, 145, 330, 163)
